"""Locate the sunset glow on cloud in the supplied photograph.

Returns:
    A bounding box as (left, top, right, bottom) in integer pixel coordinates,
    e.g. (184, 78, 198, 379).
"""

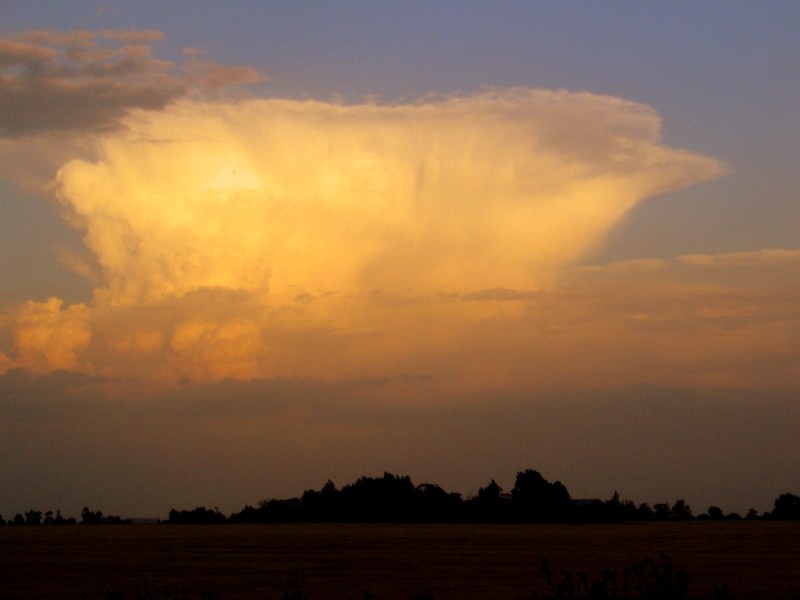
(1, 11, 798, 518)
(0, 90, 726, 385)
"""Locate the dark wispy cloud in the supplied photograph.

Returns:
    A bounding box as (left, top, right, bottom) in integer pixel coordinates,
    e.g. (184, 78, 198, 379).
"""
(0, 29, 266, 137)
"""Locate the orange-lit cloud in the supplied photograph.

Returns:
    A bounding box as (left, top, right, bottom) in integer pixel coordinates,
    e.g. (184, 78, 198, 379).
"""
(54, 91, 723, 303)
(5, 297, 91, 374)
(0, 87, 750, 386)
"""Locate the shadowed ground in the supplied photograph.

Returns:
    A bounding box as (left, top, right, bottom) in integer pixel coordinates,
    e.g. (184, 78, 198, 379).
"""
(0, 522, 798, 599)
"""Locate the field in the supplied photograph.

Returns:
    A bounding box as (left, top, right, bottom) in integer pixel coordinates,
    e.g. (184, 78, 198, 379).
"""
(1, 522, 799, 599)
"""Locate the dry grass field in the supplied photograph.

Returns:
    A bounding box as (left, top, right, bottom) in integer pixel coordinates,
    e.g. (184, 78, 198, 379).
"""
(0, 522, 798, 599)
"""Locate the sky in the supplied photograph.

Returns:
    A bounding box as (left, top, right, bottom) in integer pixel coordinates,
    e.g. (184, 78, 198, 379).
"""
(0, 2, 798, 519)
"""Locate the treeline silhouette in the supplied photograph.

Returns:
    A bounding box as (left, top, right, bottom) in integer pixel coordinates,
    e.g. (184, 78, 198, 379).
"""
(167, 470, 800, 525)
(5, 470, 800, 525)
(1, 506, 130, 526)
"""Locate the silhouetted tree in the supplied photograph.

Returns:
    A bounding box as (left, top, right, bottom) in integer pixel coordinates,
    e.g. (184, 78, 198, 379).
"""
(299, 480, 341, 522)
(672, 499, 693, 520)
(637, 502, 655, 520)
(228, 497, 300, 523)
(619, 499, 640, 520)
(699, 506, 722, 520)
(81, 507, 103, 525)
(653, 503, 671, 519)
(104, 514, 133, 525)
(594, 491, 639, 522)
(412, 483, 462, 522)
(12, 513, 24, 526)
(468, 479, 508, 522)
(258, 498, 301, 522)
(605, 491, 622, 521)
(167, 506, 226, 524)
(771, 493, 800, 519)
(321, 479, 338, 497)
(478, 479, 502, 503)
(227, 504, 259, 523)
(41, 509, 75, 525)
(511, 470, 570, 522)
(24, 510, 42, 525)
(567, 491, 641, 523)
(339, 473, 416, 521)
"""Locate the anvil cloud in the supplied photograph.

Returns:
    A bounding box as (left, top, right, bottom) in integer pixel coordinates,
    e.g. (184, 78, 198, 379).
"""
(1, 89, 723, 385)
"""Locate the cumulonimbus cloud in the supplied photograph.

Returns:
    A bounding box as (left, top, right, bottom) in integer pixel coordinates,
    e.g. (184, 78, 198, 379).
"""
(54, 90, 723, 302)
(1, 87, 735, 384)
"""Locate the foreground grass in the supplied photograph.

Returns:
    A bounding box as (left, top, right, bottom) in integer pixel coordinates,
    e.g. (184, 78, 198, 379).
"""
(93, 556, 785, 600)
(3, 523, 798, 599)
